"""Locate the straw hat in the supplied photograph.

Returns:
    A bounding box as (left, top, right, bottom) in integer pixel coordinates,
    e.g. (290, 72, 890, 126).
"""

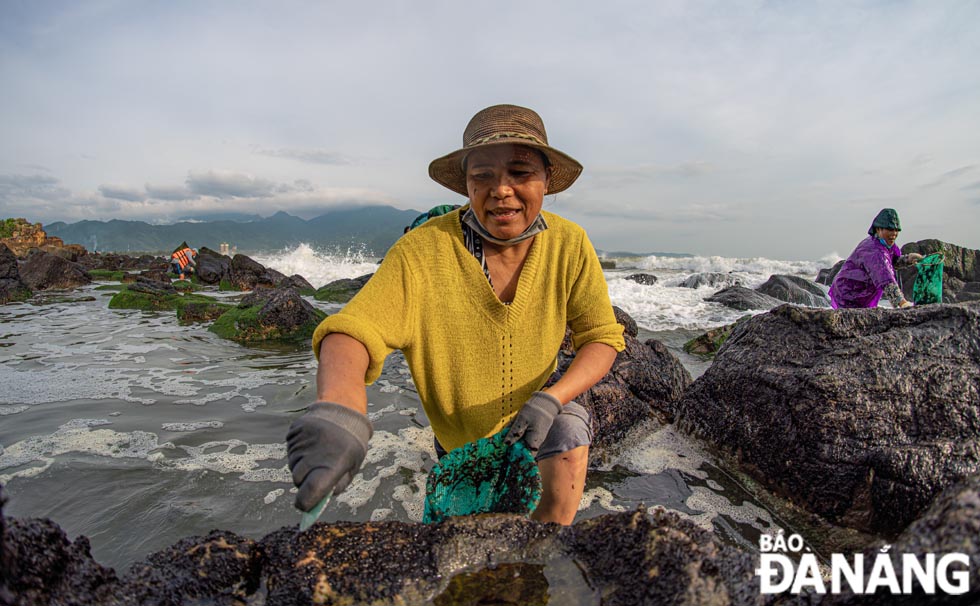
(428, 104, 583, 197)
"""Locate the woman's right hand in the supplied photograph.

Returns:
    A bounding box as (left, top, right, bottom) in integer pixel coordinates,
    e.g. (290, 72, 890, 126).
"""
(286, 402, 373, 512)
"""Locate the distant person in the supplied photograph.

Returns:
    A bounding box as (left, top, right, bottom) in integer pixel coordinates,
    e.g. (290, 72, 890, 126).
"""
(287, 104, 625, 525)
(829, 209, 922, 309)
(170, 243, 197, 281)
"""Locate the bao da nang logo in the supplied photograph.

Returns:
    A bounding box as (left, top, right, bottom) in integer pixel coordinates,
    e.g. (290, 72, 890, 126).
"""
(755, 533, 971, 595)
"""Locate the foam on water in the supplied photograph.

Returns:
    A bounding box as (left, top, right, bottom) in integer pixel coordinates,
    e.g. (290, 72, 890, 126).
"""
(0, 405, 29, 415)
(0, 420, 162, 484)
(685, 486, 776, 533)
(579, 488, 628, 513)
(161, 421, 224, 432)
(0, 419, 292, 485)
(161, 439, 288, 479)
(252, 243, 380, 289)
(604, 423, 711, 480)
(335, 426, 432, 521)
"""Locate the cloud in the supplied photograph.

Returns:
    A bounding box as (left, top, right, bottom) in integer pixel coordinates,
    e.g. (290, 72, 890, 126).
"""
(256, 147, 354, 166)
(98, 184, 145, 201)
(920, 165, 977, 189)
(574, 201, 734, 224)
(145, 183, 197, 201)
(587, 162, 713, 186)
(0, 173, 70, 200)
(961, 180, 980, 191)
(186, 169, 277, 198)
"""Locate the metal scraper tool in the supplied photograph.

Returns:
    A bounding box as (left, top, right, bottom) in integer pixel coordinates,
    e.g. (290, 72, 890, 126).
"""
(298, 491, 332, 532)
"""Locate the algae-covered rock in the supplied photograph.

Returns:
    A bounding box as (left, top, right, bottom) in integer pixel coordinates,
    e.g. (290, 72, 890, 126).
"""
(314, 273, 373, 303)
(109, 285, 225, 315)
(210, 287, 326, 343)
(175, 298, 234, 323)
(683, 315, 751, 358)
(86, 269, 128, 281)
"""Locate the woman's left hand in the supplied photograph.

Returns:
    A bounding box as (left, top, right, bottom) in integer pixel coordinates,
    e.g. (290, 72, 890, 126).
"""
(504, 391, 563, 452)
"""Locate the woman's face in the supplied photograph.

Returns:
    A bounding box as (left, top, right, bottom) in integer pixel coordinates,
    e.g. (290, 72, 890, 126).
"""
(876, 227, 899, 247)
(465, 144, 551, 241)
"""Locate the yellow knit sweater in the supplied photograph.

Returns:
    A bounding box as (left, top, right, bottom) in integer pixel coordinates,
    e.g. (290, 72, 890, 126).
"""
(311, 207, 625, 451)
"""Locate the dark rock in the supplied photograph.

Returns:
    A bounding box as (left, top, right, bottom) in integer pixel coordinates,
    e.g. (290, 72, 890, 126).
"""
(705, 285, 783, 311)
(678, 272, 739, 289)
(128, 275, 178, 296)
(228, 254, 283, 291)
(613, 304, 638, 338)
(0, 243, 31, 304)
(210, 286, 327, 343)
(17, 251, 92, 290)
(3, 516, 118, 606)
(6, 503, 771, 605)
(955, 282, 980, 303)
(314, 273, 374, 303)
(280, 273, 315, 293)
(139, 269, 172, 284)
(176, 299, 234, 323)
(117, 531, 259, 605)
(624, 273, 658, 286)
(565, 508, 764, 606)
(676, 302, 980, 536)
(756, 274, 831, 308)
(194, 247, 231, 285)
(823, 473, 980, 605)
(599, 259, 616, 269)
(816, 260, 845, 286)
(892, 240, 979, 304)
(549, 308, 692, 445)
(683, 315, 752, 358)
(902, 240, 980, 283)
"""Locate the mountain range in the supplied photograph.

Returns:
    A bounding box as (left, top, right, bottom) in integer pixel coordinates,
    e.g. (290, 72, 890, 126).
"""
(46, 206, 422, 256)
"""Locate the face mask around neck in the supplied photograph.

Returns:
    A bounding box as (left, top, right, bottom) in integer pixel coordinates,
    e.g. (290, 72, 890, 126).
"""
(461, 208, 548, 247)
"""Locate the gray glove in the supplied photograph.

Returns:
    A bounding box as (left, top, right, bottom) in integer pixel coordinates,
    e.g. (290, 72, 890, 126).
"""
(504, 391, 562, 452)
(286, 402, 373, 512)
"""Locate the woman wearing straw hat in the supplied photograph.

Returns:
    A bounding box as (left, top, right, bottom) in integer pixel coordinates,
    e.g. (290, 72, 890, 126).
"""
(829, 208, 922, 309)
(287, 104, 625, 525)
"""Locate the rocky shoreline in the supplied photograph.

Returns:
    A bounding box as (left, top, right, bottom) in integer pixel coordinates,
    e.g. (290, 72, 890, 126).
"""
(2, 234, 979, 604)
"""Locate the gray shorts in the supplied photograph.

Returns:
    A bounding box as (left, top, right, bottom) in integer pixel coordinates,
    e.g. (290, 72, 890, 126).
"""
(434, 401, 592, 462)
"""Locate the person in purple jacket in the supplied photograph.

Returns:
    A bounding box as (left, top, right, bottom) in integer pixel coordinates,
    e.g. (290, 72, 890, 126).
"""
(829, 208, 922, 309)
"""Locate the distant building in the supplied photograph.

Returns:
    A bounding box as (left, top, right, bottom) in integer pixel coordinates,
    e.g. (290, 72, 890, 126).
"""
(220, 242, 230, 255)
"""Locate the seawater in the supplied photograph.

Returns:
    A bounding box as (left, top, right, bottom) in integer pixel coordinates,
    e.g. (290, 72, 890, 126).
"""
(0, 244, 838, 572)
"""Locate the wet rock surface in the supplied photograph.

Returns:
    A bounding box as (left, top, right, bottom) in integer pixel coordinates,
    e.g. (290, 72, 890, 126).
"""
(549, 307, 692, 447)
(706, 285, 784, 311)
(678, 272, 740, 289)
(17, 251, 92, 291)
(821, 473, 980, 605)
(676, 302, 980, 536)
(5, 502, 793, 606)
(228, 253, 285, 291)
(0, 244, 31, 304)
(624, 272, 658, 286)
(194, 247, 232, 285)
(897, 240, 980, 304)
(757, 275, 831, 308)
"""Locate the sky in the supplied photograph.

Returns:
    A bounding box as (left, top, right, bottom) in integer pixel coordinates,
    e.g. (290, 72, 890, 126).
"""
(1, 1, 978, 260)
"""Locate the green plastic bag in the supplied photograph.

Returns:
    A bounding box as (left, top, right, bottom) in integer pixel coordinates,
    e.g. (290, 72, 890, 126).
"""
(423, 429, 541, 524)
(912, 253, 944, 305)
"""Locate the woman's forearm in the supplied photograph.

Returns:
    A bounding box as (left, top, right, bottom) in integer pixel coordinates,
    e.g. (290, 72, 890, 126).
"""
(543, 341, 618, 405)
(316, 333, 371, 413)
